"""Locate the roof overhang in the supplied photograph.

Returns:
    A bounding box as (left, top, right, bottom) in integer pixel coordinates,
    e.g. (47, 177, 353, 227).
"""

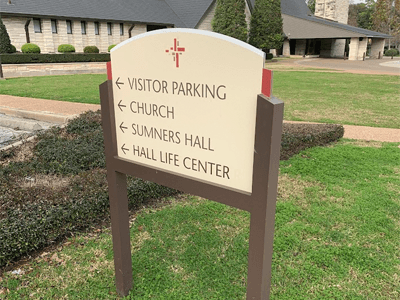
(283, 14, 391, 39)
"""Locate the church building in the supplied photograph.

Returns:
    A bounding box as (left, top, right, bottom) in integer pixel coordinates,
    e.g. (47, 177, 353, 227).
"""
(0, 0, 390, 60)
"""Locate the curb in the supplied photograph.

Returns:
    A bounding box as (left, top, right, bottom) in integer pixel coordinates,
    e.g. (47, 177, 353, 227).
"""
(0, 106, 77, 125)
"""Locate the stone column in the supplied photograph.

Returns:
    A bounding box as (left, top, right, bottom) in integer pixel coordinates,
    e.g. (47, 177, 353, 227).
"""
(100, 22, 109, 52)
(72, 20, 84, 52)
(348, 37, 359, 60)
(331, 39, 346, 58)
(282, 39, 290, 56)
(87, 22, 97, 47)
(357, 37, 368, 60)
(58, 20, 69, 49)
(370, 38, 385, 59)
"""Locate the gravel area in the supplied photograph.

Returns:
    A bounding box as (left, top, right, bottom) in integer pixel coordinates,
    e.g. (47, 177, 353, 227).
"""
(0, 126, 33, 149)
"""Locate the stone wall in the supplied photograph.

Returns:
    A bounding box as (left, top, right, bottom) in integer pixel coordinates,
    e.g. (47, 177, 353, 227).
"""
(370, 38, 385, 59)
(196, 0, 251, 32)
(331, 39, 346, 57)
(3, 16, 138, 53)
(197, 1, 217, 31)
(2, 62, 107, 78)
(314, 0, 349, 24)
(2, 16, 27, 51)
(320, 39, 333, 57)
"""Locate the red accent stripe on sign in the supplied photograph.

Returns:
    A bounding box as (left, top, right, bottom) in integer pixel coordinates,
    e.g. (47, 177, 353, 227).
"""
(262, 68, 273, 97)
(107, 61, 112, 80)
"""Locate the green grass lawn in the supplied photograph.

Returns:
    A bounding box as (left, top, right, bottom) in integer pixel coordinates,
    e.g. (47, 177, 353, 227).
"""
(2, 140, 399, 299)
(1, 72, 399, 128)
(273, 72, 400, 129)
(0, 74, 107, 104)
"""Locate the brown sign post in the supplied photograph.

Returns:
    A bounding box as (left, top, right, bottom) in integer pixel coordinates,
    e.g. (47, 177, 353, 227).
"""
(100, 29, 283, 299)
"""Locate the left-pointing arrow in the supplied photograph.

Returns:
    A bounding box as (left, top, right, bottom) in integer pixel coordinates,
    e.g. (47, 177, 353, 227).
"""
(116, 77, 124, 89)
(121, 144, 129, 155)
(120, 122, 128, 133)
(118, 100, 126, 112)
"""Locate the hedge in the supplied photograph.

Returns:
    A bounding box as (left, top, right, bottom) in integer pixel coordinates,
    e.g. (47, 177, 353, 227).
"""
(0, 53, 110, 64)
(280, 123, 344, 160)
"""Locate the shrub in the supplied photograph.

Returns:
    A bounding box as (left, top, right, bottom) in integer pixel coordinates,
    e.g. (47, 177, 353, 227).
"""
(0, 53, 110, 64)
(84, 45, 99, 53)
(0, 110, 343, 268)
(280, 123, 344, 160)
(9, 44, 16, 53)
(108, 44, 116, 52)
(384, 49, 399, 56)
(21, 43, 40, 54)
(58, 44, 75, 53)
(266, 53, 273, 60)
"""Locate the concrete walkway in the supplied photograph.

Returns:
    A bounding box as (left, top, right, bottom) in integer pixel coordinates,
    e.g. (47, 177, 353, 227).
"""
(0, 95, 100, 124)
(1, 94, 399, 143)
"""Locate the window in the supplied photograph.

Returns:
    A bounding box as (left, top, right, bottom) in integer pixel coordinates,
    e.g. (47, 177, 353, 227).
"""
(120, 23, 124, 36)
(94, 22, 100, 35)
(33, 18, 42, 33)
(66, 20, 72, 34)
(81, 21, 86, 34)
(107, 22, 112, 35)
(146, 25, 167, 32)
(51, 19, 57, 34)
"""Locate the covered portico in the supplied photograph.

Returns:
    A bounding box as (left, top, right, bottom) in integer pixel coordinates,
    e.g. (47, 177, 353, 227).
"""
(281, 14, 390, 60)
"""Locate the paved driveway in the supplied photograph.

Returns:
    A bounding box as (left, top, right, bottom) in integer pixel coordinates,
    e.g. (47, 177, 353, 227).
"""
(280, 56, 400, 75)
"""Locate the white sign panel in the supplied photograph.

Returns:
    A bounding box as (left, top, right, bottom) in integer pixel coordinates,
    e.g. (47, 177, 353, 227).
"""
(111, 29, 264, 194)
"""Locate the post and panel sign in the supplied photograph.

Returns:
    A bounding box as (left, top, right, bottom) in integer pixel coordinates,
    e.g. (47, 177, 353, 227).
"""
(111, 29, 264, 194)
(101, 28, 283, 299)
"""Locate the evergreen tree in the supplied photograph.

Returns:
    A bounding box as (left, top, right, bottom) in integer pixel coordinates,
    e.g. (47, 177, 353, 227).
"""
(212, 0, 248, 42)
(0, 15, 12, 54)
(249, 0, 284, 51)
(307, 0, 316, 14)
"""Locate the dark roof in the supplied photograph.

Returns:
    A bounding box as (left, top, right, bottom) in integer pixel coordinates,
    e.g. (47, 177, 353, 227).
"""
(0, 0, 391, 38)
(164, 0, 214, 28)
(281, 0, 311, 17)
(281, 0, 391, 39)
(0, 0, 187, 26)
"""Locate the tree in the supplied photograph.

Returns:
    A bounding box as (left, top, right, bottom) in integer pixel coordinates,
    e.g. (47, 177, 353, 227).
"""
(0, 15, 12, 54)
(211, 0, 248, 42)
(307, 0, 316, 14)
(348, 1, 374, 29)
(248, 0, 284, 51)
(372, 0, 400, 48)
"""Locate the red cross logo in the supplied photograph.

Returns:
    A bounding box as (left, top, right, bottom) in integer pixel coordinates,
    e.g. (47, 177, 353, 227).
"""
(165, 38, 185, 68)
